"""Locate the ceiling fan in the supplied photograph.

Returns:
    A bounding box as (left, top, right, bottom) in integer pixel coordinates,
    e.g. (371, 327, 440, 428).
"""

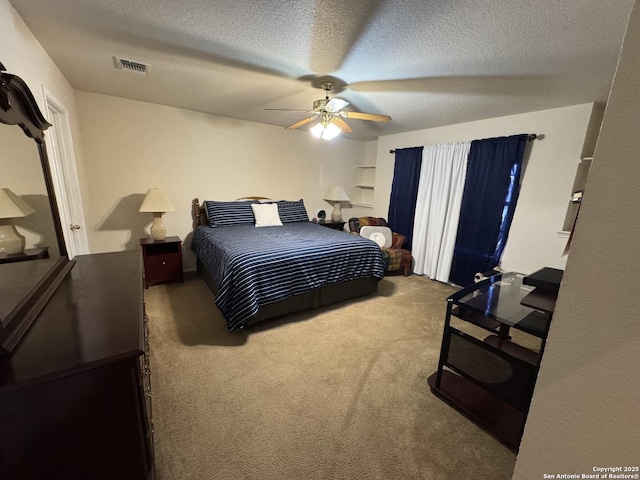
(265, 81, 391, 139)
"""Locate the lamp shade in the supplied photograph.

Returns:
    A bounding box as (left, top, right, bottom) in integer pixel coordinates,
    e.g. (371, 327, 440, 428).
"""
(323, 186, 350, 202)
(0, 188, 35, 219)
(139, 188, 175, 213)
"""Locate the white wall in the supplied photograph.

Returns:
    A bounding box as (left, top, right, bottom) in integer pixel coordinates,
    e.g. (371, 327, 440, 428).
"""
(372, 104, 600, 275)
(75, 92, 367, 268)
(62, 90, 604, 277)
(0, 0, 89, 250)
(514, 1, 640, 475)
(0, 0, 75, 113)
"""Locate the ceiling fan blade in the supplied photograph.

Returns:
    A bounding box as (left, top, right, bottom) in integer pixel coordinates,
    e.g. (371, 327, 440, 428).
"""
(285, 116, 317, 130)
(332, 117, 353, 133)
(325, 98, 349, 112)
(343, 111, 392, 122)
(265, 108, 313, 113)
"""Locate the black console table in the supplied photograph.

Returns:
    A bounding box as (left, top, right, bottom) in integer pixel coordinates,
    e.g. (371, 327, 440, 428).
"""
(428, 272, 555, 450)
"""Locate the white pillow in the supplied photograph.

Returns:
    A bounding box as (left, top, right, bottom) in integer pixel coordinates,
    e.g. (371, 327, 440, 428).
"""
(251, 203, 283, 227)
(360, 226, 392, 248)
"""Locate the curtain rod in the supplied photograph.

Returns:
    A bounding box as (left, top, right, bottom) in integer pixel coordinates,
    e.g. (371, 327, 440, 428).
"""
(389, 133, 542, 154)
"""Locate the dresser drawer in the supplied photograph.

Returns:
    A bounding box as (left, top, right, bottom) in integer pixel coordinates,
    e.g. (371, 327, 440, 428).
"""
(146, 254, 181, 280)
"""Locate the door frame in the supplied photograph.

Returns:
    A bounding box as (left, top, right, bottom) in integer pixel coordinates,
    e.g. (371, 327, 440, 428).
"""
(41, 86, 89, 257)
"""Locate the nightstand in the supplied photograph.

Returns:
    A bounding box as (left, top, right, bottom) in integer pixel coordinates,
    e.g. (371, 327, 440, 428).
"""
(140, 236, 184, 288)
(318, 221, 346, 231)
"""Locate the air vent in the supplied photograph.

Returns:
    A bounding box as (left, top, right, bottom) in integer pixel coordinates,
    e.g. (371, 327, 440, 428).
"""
(113, 56, 150, 75)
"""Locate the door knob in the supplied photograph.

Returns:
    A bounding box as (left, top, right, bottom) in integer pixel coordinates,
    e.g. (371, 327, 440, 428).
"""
(70, 224, 81, 230)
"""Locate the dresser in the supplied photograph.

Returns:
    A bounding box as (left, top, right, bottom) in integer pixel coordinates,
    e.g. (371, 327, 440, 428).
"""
(0, 251, 154, 480)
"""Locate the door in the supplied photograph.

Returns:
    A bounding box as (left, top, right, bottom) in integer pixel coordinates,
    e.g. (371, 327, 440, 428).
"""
(42, 87, 89, 258)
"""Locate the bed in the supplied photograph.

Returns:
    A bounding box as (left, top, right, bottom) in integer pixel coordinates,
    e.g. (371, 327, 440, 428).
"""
(191, 198, 385, 331)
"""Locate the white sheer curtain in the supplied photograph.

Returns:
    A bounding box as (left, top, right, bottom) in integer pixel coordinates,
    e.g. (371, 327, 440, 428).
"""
(412, 141, 470, 282)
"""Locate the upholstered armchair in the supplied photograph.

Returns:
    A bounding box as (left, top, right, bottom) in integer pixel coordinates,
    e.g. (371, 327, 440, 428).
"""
(348, 217, 412, 276)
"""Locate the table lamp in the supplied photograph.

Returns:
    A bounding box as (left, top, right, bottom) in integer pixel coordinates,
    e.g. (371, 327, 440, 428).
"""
(323, 186, 350, 222)
(139, 188, 175, 241)
(0, 188, 36, 254)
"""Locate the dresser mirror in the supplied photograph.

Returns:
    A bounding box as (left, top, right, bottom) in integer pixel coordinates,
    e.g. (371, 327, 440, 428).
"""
(0, 62, 75, 355)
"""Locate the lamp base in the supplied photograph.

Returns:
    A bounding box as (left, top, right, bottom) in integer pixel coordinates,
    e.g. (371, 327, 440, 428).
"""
(150, 212, 167, 241)
(0, 223, 25, 254)
(331, 203, 342, 222)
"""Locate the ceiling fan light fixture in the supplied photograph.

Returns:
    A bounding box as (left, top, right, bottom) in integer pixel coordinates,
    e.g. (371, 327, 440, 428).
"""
(267, 79, 390, 137)
(310, 121, 341, 140)
(310, 123, 323, 138)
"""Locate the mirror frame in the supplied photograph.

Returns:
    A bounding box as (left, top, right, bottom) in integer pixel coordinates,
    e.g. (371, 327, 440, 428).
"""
(0, 62, 75, 355)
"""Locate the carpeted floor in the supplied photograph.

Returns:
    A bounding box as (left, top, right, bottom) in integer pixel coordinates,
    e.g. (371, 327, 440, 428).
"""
(145, 272, 517, 480)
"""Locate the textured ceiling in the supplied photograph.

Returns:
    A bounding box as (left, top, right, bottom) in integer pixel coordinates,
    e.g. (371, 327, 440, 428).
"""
(9, 0, 634, 140)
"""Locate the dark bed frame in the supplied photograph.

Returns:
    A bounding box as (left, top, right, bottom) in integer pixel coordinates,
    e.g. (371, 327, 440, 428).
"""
(192, 198, 380, 328)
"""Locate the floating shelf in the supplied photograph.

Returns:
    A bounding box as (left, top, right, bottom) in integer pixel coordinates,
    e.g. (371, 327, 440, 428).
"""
(562, 157, 592, 232)
(352, 164, 376, 209)
(351, 202, 373, 208)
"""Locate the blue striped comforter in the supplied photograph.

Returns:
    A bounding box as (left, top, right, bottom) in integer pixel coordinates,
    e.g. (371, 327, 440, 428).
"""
(191, 222, 385, 331)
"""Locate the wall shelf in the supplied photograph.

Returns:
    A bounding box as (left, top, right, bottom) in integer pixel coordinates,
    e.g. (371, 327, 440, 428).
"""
(562, 157, 592, 232)
(351, 202, 373, 208)
(352, 164, 376, 208)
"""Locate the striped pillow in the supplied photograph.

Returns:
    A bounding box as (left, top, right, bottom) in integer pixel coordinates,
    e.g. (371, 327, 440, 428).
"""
(204, 200, 257, 227)
(277, 199, 309, 223)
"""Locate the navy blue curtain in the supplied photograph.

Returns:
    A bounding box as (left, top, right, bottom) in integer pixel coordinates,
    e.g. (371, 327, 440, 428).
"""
(449, 134, 528, 286)
(387, 147, 423, 250)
